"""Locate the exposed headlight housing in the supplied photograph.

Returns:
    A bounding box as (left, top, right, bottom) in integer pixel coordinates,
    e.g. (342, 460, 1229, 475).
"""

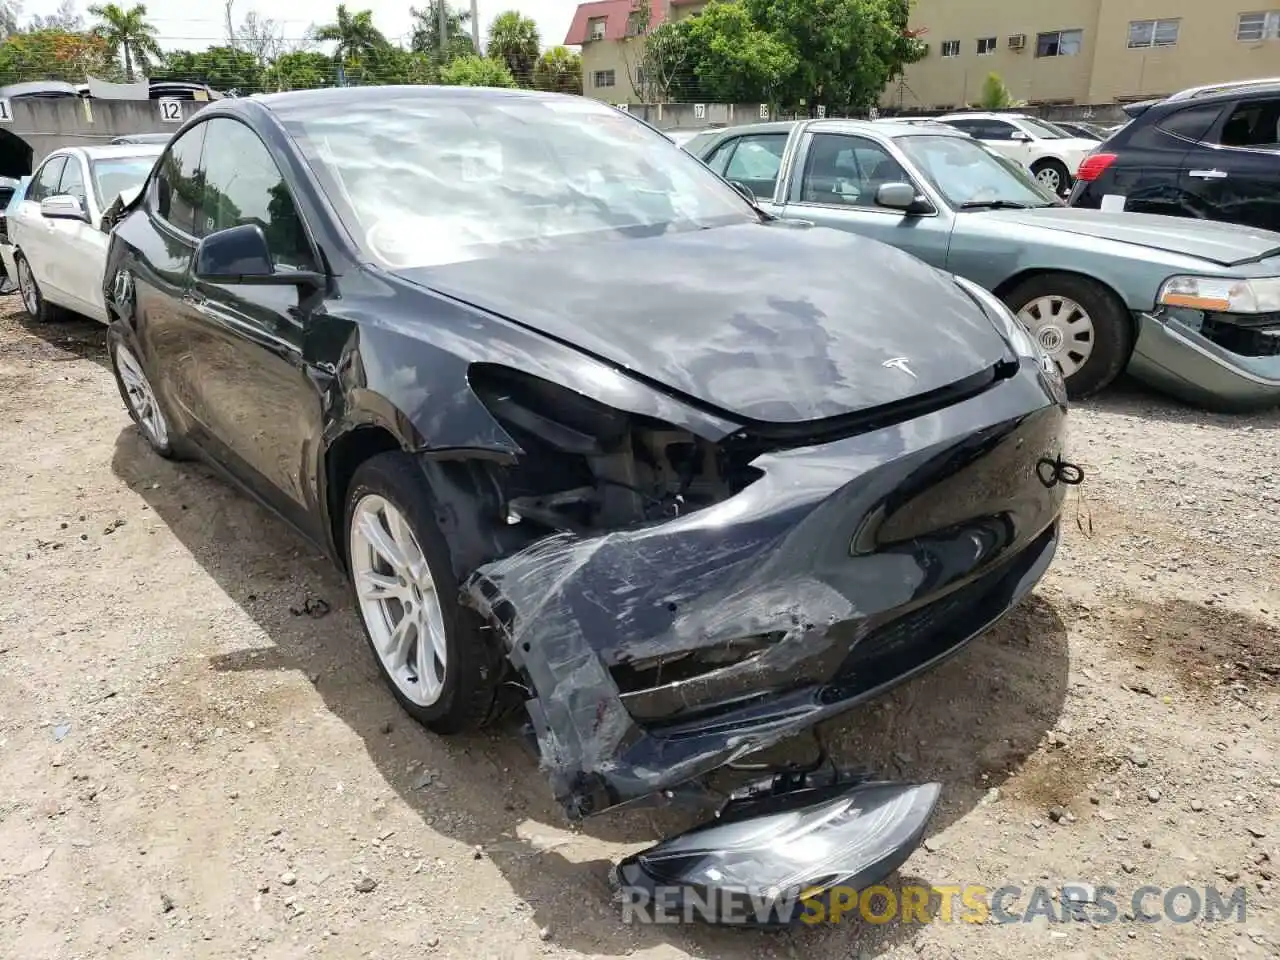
(953, 276, 1066, 400)
(1158, 275, 1280, 314)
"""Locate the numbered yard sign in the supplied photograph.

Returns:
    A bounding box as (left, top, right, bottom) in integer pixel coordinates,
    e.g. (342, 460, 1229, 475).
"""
(759, 103, 769, 120)
(0, 98, 11, 123)
(693, 103, 706, 120)
(158, 98, 183, 123)
(615, 102, 629, 112)
(816, 104, 827, 119)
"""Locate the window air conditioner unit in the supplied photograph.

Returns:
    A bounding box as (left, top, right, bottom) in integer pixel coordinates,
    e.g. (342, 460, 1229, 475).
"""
(1008, 33, 1026, 50)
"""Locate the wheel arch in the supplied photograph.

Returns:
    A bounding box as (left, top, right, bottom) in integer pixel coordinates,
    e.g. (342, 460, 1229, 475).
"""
(322, 423, 406, 570)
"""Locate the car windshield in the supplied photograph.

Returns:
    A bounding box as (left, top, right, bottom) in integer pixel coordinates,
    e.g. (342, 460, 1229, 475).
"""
(92, 156, 159, 207)
(896, 134, 1058, 209)
(1019, 117, 1069, 139)
(280, 95, 757, 268)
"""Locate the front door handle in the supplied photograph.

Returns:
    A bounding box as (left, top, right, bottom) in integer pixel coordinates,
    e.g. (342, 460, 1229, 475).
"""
(1188, 169, 1228, 179)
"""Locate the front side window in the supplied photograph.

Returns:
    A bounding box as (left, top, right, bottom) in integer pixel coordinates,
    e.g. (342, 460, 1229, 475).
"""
(1036, 28, 1083, 57)
(152, 123, 207, 235)
(896, 134, 1057, 209)
(56, 157, 87, 209)
(196, 118, 315, 270)
(1128, 18, 1180, 48)
(1237, 10, 1280, 41)
(28, 156, 66, 203)
(280, 95, 756, 269)
(799, 134, 913, 208)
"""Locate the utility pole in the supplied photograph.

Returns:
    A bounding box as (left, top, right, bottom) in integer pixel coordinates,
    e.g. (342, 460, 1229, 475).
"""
(437, 0, 448, 62)
(224, 0, 236, 49)
(470, 0, 479, 52)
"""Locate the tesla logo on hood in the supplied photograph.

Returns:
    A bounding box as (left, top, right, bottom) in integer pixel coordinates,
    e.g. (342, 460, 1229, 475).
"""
(882, 357, 916, 379)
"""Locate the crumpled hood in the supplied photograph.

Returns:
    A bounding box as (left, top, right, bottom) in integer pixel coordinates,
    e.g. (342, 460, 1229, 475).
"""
(982, 207, 1280, 267)
(395, 222, 1011, 425)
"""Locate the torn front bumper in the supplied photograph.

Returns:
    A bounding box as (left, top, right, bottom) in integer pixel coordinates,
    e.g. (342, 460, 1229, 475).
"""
(463, 366, 1067, 820)
(1128, 310, 1280, 411)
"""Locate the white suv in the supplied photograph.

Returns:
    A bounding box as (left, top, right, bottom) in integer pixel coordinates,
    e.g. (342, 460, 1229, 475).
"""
(934, 112, 1098, 195)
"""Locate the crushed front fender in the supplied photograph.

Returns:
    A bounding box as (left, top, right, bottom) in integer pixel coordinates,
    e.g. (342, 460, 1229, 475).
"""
(462, 368, 1067, 819)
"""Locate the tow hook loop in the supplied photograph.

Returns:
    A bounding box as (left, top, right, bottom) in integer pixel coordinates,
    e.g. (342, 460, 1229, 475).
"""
(1037, 455, 1084, 488)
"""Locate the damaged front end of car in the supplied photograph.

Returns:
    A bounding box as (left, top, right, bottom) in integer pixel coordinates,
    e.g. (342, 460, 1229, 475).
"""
(423, 347, 1069, 923)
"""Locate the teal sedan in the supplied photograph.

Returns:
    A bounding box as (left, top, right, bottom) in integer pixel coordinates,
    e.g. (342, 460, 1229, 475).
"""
(685, 119, 1280, 409)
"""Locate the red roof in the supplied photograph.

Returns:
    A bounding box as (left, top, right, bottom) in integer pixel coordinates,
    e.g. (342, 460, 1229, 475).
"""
(563, 0, 665, 44)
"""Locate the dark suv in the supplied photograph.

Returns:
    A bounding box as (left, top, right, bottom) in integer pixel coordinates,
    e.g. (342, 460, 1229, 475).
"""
(1069, 78, 1280, 233)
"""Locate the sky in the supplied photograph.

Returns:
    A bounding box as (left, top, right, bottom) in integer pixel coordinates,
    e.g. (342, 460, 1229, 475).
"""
(18, 0, 582, 53)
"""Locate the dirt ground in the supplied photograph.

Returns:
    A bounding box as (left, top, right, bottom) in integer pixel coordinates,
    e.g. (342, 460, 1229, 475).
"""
(0, 297, 1277, 960)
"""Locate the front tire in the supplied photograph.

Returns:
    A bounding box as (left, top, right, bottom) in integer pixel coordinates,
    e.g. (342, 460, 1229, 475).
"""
(1031, 158, 1071, 196)
(15, 252, 61, 323)
(344, 452, 500, 734)
(109, 337, 178, 458)
(1003, 273, 1133, 400)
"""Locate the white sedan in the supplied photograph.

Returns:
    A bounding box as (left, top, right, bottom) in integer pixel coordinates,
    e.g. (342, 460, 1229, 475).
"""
(9, 143, 162, 323)
(933, 112, 1098, 195)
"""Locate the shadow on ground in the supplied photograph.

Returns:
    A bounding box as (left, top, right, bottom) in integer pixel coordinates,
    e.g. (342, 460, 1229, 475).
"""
(1081, 374, 1280, 430)
(0, 305, 110, 368)
(111, 428, 1071, 958)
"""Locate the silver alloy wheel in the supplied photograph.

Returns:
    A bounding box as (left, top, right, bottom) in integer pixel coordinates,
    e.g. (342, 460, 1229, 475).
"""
(115, 343, 170, 448)
(17, 258, 38, 316)
(1035, 166, 1062, 192)
(349, 494, 448, 708)
(1016, 295, 1095, 378)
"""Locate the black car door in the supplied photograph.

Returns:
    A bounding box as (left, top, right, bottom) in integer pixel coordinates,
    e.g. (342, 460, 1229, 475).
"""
(179, 115, 328, 542)
(129, 122, 207, 434)
(1179, 95, 1280, 232)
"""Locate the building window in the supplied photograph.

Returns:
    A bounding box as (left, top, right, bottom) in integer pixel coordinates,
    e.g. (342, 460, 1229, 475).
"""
(588, 17, 606, 40)
(1237, 10, 1280, 40)
(625, 11, 647, 36)
(1128, 18, 1180, 47)
(634, 66, 645, 86)
(941, 39, 960, 57)
(1035, 28, 1083, 57)
(977, 36, 997, 54)
(593, 69, 616, 88)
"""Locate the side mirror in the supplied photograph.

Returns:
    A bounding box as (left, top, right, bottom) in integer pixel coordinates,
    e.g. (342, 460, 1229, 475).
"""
(1009, 130, 1032, 142)
(40, 194, 88, 223)
(729, 180, 757, 205)
(875, 182, 934, 215)
(193, 223, 323, 288)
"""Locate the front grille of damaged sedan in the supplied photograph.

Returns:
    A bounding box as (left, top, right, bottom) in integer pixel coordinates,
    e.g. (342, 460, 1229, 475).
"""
(1198, 311, 1280, 357)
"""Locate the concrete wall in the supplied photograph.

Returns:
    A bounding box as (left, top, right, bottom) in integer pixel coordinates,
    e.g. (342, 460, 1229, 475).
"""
(0, 96, 212, 174)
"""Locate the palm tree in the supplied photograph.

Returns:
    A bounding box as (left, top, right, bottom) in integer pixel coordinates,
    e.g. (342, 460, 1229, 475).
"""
(485, 11, 539, 87)
(89, 3, 162, 81)
(315, 5, 388, 68)
(533, 46, 582, 95)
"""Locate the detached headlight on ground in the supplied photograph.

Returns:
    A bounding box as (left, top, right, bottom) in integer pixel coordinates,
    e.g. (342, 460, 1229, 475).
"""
(1159, 276, 1280, 314)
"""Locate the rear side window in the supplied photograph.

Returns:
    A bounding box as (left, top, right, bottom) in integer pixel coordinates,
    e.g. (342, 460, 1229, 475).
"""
(1155, 104, 1226, 143)
(1211, 97, 1280, 149)
(152, 123, 207, 235)
(28, 156, 66, 203)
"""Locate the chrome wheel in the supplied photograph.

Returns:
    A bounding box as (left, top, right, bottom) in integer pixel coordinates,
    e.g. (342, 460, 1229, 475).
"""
(1034, 167, 1062, 192)
(1017, 295, 1095, 378)
(115, 343, 169, 448)
(349, 494, 448, 708)
(17, 258, 38, 316)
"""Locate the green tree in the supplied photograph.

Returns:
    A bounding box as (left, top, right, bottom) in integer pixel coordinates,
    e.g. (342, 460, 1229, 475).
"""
(315, 4, 388, 70)
(683, 3, 795, 105)
(270, 49, 335, 90)
(154, 46, 263, 93)
(88, 2, 161, 80)
(438, 53, 515, 87)
(741, 0, 924, 111)
(486, 10, 539, 87)
(633, 20, 691, 102)
(0, 27, 112, 83)
(532, 45, 582, 95)
(409, 1, 474, 63)
(977, 71, 1014, 109)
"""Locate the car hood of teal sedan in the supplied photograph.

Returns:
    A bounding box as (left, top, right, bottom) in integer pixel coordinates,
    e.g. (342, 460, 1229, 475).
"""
(976, 207, 1280, 268)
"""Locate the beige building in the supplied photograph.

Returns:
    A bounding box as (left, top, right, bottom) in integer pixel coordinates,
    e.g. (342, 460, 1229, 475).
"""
(887, 0, 1280, 110)
(564, 0, 707, 102)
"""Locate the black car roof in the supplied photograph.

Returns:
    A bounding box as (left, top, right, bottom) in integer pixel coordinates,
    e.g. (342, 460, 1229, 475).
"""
(249, 83, 572, 120)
